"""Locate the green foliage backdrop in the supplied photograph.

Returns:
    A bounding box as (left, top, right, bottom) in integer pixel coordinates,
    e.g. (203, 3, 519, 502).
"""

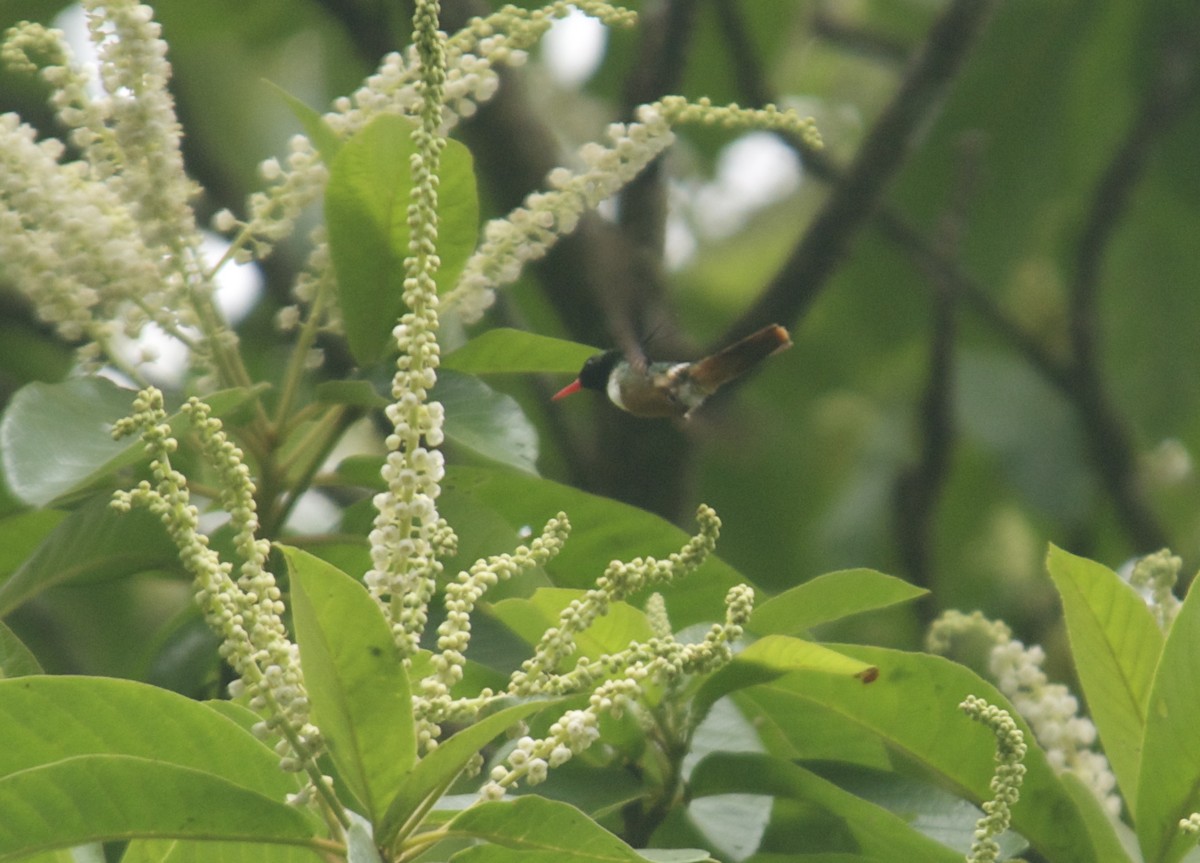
(3, 1, 1197, 652)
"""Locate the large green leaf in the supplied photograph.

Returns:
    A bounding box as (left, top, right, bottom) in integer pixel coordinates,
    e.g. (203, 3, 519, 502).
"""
(325, 114, 478, 365)
(263, 79, 341, 161)
(0, 756, 314, 858)
(121, 838, 323, 863)
(0, 622, 41, 678)
(441, 329, 598, 375)
(0, 495, 179, 616)
(693, 634, 877, 720)
(749, 569, 927, 636)
(1059, 771, 1135, 863)
(735, 645, 1099, 863)
(315, 370, 540, 474)
(283, 545, 415, 822)
(689, 753, 964, 861)
(437, 370, 539, 474)
(0, 676, 300, 799)
(446, 796, 676, 862)
(1046, 544, 1162, 812)
(0, 377, 139, 507)
(0, 379, 258, 507)
(451, 851, 710, 863)
(1135, 574, 1200, 863)
(0, 509, 63, 578)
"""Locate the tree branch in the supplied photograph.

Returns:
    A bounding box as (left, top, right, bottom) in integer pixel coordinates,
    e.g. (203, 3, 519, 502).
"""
(1059, 33, 1200, 551)
(720, 0, 999, 346)
(894, 133, 981, 595)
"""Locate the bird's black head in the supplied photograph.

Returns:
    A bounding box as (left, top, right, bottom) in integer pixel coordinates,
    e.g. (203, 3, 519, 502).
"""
(578, 350, 622, 392)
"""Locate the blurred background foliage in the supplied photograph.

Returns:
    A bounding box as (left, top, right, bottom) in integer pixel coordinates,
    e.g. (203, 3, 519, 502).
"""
(2, 0, 1199, 679)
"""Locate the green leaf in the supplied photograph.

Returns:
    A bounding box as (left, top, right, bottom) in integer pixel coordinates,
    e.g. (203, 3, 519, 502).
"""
(0, 495, 179, 616)
(378, 697, 563, 846)
(437, 370, 539, 474)
(283, 545, 415, 822)
(689, 754, 965, 861)
(491, 588, 653, 657)
(1135, 573, 1200, 863)
(1059, 771, 1136, 863)
(142, 606, 222, 696)
(0, 676, 301, 800)
(1046, 544, 1162, 812)
(446, 796, 665, 862)
(0, 509, 64, 579)
(749, 569, 928, 635)
(0, 622, 41, 677)
(452, 852, 710, 863)
(0, 377, 139, 507)
(325, 114, 478, 365)
(442, 329, 599, 375)
(347, 820, 383, 863)
(735, 645, 1099, 863)
(263, 78, 341, 161)
(121, 838, 323, 863)
(694, 635, 877, 720)
(0, 756, 314, 858)
(318, 371, 540, 473)
(809, 763, 1033, 860)
(0, 378, 260, 507)
(314, 380, 388, 409)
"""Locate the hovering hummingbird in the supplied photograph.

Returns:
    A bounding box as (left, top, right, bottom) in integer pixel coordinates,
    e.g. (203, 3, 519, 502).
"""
(553, 324, 792, 418)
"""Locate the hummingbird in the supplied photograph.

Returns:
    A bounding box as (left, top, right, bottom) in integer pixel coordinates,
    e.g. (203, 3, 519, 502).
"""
(553, 324, 792, 418)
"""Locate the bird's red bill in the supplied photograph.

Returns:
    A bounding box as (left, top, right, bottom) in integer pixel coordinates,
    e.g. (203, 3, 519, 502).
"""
(552, 379, 583, 400)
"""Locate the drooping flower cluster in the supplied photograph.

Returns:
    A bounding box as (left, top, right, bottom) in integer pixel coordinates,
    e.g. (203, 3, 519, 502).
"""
(417, 514, 572, 733)
(327, 0, 637, 140)
(1, 2, 215, 371)
(480, 582, 754, 798)
(217, 2, 637, 287)
(960, 696, 1027, 863)
(444, 97, 823, 323)
(111, 389, 319, 774)
(478, 508, 753, 799)
(928, 610, 1121, 817)
(510, 504, 723, 695)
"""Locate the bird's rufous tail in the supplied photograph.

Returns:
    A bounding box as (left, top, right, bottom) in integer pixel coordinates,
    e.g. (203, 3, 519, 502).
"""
(688, 324, 792, 391)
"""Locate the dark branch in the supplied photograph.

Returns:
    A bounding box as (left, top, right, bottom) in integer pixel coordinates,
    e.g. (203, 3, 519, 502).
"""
(720, 0, 999, 347)
(894, 134, 981, 594)
(1060, 35, 1200, 552)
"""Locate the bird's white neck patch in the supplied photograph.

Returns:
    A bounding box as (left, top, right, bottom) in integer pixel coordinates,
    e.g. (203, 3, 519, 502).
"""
(606, 372, 626, 411)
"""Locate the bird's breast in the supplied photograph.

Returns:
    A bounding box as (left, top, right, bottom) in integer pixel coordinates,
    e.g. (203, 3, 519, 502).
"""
(608, 363, 706, 418)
